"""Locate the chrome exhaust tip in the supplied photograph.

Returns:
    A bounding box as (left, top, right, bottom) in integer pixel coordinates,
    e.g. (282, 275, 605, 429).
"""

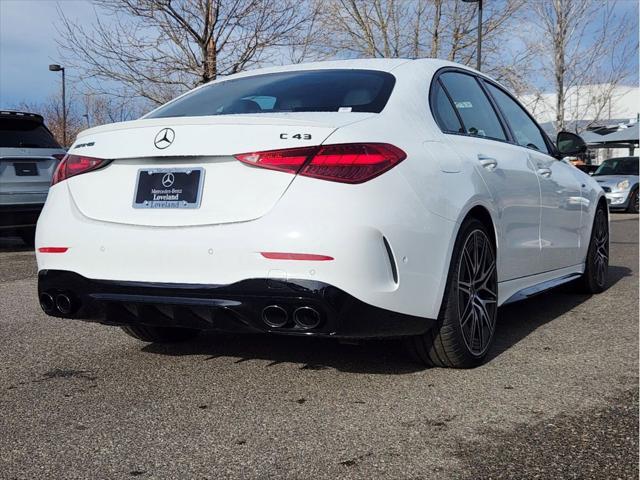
(262, 305, 288, 328)
(55, 293, 73, 316)
(293, 306, 321, 330)
(39, 292, 55, 313)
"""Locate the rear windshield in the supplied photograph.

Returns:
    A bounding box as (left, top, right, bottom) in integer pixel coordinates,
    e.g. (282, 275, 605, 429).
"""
(147, 69, 396, 119)
(0, 118, 61, 148)
(594, 157, 639, 176)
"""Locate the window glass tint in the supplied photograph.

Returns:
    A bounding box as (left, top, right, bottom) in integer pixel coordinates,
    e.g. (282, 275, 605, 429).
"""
(439, 72, 506, 141)
(0, 119, 60, 148)
(594, 157, 639, 176)
(432, 80, 463, 133)
(485, 83, 549, 153)
(148, 70, 396, 118)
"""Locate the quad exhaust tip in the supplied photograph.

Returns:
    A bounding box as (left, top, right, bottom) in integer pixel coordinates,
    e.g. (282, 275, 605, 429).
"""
(262, 305, 288, 328)
(39, 292, 55, 314)
(55, 294, 73, 315)
(293, 306, 321, 330)
(262, 305, 322, 330)
(40, 291, 75, 316)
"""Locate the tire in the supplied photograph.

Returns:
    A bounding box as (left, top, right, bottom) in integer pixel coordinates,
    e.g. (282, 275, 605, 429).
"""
(627, 188, 639, 214)
(121, 324, 200, 343)
(405, 218, 498, 368)
(578, 204, 609, 293)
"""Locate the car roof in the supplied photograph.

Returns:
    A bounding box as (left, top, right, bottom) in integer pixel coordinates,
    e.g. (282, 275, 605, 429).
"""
(206, 58, 473, 83)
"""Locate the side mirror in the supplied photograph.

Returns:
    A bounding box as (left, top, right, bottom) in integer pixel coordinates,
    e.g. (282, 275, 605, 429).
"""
(556, 131, 587, 157)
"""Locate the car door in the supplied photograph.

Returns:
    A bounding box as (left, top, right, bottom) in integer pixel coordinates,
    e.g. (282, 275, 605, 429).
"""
(482, 81, 582, 271)
(435, 71, 543, 281)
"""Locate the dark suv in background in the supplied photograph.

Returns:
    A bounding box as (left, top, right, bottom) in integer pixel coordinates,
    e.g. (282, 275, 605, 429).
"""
(0, 111, 66, 245)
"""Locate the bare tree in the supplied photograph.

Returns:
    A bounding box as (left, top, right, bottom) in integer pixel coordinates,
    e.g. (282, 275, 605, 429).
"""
(529, 0, 638, 131)
(80, 94, 142, 127)
(17, 94, 141, 146)
(314, 0, 427, 58)
(428, 0, 442, 59)
(311, 0, 530, 92)
(58, 0, 317, 106)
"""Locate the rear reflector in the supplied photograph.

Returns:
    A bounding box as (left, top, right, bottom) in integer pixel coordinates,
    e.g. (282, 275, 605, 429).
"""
(52, 154, 109, 185)
(235, 143, 406, 184)
(260, 252, 334, 261)
(38, 247, 68, 253)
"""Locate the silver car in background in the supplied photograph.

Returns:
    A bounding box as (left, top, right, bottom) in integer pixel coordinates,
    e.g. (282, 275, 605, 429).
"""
(592, 156, 639, 213)
(0, 111, 66, 245)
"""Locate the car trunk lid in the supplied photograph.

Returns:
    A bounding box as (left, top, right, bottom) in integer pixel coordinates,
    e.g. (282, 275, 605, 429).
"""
(65, 114, 371, 227)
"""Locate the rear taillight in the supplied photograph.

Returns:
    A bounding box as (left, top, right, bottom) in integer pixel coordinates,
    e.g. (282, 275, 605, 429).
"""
(235, 143, 406, 184)
(235, 146, 315, 174)
(303, 143, 406, 183)
(51, 154, 109, 185)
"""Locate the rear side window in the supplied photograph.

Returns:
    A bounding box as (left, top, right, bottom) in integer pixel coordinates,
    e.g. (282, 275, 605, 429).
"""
(148, 69, 396, 118)
(432, 80, 464, 133)
(0, 119, 60, 148)
(438, 72, 506, 141)
(484, 82, 549, 153)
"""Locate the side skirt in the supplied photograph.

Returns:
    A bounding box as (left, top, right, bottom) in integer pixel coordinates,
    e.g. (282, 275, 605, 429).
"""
(499, 264, 585, 306)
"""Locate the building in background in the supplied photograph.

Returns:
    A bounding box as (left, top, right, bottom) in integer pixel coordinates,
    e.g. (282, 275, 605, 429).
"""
(519, 84, 639, 163)
(581, 122, 638, 162)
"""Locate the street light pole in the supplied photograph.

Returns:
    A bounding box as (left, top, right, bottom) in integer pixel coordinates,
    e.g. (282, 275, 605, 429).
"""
(476, 0, 483, 71)
(462, 0, 483, 71)
(48, 64, 66, 147)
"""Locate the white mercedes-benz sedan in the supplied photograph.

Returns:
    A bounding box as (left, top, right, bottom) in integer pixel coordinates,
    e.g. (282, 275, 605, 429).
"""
(36, 59, 609, 368)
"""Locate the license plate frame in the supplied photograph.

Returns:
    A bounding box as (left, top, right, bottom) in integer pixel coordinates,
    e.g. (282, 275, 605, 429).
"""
(132, 167, 205, 209)
(14, 162, 38, 176)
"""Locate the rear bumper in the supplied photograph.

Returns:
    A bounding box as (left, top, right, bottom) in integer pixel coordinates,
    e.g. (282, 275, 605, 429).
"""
(0, 203, 44, 230)
(37, 180, 457, 320)
(38, 270, 434, 338)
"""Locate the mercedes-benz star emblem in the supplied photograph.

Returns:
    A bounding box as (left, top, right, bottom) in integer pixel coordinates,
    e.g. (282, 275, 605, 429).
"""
(154, 128, 175, 149)
(162, 172, 175, 188)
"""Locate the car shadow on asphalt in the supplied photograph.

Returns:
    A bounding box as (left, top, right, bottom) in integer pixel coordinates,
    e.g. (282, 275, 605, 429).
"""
(487, 264, 633, 363)
(142, 333, 423, 374)
(142, 265, 632, 373)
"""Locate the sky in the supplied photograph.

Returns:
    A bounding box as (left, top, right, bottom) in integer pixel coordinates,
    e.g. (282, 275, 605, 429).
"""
(0, 0, 94, 109)
(0, 0, 638, 111)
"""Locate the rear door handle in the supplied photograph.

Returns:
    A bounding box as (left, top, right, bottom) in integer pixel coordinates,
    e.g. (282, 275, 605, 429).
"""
(536, 167, 552, 178)
(477, 154, 498, 170)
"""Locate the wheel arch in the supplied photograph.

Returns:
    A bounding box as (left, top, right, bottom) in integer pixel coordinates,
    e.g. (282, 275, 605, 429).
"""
(582, 193, 609, 263)
(597, 193, 609, 212)
(431, 201, 500, 316)
(463, 205, 498, 249)
(458, 204, 500, 284)
(452, 201, 500, 258)
(595, 193, 609, 224)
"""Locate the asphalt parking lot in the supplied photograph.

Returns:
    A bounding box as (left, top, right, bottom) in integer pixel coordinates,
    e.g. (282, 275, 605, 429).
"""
(0, 214, 637, 479)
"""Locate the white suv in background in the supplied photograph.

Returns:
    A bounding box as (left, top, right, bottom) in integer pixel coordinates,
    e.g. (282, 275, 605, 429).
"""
(0, 111, 66, 245)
